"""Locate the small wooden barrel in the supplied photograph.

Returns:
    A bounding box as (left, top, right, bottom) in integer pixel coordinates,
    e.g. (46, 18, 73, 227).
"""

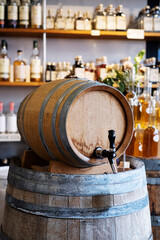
(141, 158, 160, 240)
(1, 157, 152, 240)
(17, 79, 133, 168)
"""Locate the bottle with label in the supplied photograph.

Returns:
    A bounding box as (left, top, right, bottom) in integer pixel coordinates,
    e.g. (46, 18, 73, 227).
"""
(133, 124, 144, 157)
(30, 40, 41, 82)
(65, 9, 74, 30)
(55, 8, 65, 30)
(14, 50, 26, 82)
(99, 56, 107, 82)
(105, 4, 116, 31)
(0, 102, 6, 133)
(7, 0, 18, 28)
(84, 11, 92, 30)
(66, 62, 71, 75)
(19, 0, 29, 28)
(31, 0, 42, 29)
(0, 0, 5, 28)
(84, 62, 90, 79)
(89, 62, 95, 81)
(143, 99, 159, 157)
(46, 9, 54, 29)
(61, 61, 68, 79)
(45, 62, 51, 82)
(134, 82, 142, 128)
(0, 40, 10, 82)
(51, 62, 56, 81)
(150, 57, 159, 83)
(125, 67, 137, 102)
(95, 4, 106, 30)
(56, 62, 62, 80)
(75, 11, 84, 30)
(6, 102, 17, 133)
(153, 6, 160, 32)
(74, 56, 85, 78)
(116, 5, 126, 31)
(142, 5, 153, 32)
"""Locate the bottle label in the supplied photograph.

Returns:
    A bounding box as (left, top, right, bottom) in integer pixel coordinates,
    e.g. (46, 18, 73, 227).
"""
(46, 70, 50, 81)
(116, 16, 126, 30)
(143, 17, 153, 31)
(150, 68, 159, 83)
(85, 71, 95, 81)
(106, 16, 116, 30)
(56, 18, 65, 29)
(85, 20, 92, 30)
(46, 18, 54, 29)
(0, 5, 5, 20)
(154, 18, 160, 31)
(65, 18, 74, 30)
(6, 115, 17, 133)
(96, 16, 106, 30)
(14, 65, 26, 80)
(31, 5, 42, 26)
(19, 6, 29, 22)
(30, 59, 41, 75)
(76, 20, 85, 30)
(51, 71, 57, 81)
(0, 59, 10, 75)
(8, 6, 18, 20)
(75, 68, 85, 78)
(0, 115, 6, 133)
(153, 134, 159, 142)
(100, 68, 106, 80)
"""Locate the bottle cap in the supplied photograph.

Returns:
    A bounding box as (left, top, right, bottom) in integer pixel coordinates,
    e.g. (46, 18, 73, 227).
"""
(10, 102, 14, 112)
(33, 40, 38, 48)
(17, 50, 22, 54)
(51, 62, 55, 65)
(0, 102, 3, 112)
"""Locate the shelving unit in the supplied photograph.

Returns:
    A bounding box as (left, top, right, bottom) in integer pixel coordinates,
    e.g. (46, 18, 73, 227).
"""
(0, 82, 45, 87)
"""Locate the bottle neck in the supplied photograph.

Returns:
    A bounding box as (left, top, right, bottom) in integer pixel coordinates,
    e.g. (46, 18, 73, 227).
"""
(1, 46, 7, 55)
(17, 53, 22, 61)
(33, 47, 39, 56)
(128, 69, 135, 93)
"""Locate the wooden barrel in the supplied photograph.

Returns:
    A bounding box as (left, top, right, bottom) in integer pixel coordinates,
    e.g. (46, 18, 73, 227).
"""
(1, 157, 152, 240)
(141, 158, 160, 240)
(17, 79, 133, 168)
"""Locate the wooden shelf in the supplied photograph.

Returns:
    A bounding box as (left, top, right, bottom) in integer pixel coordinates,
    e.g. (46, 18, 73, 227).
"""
(0, 82, 45, 87)
(0, 28, 160, 40)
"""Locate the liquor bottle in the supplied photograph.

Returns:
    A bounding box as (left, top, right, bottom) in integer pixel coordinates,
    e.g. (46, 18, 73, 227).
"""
(50, 62, 56, 81)
(7, 0, 18, 28)
(142, 5, 153, 32)
(153, 6, 160, 32)
(30, 40, 41, 82)
(56, 62, 62, 80)
(150, 57, 159, 84)
(19, 0, 29, 28)
(66, 62, 71, 75)
(125, 67, 137, 102)
(6, 102, 17, 133)
(31, 0, 42, 29)
(0, 40, 10, 82)
(116, 5, 126, 31)
(61, 61, 67, 78)
(14, 50, 26, 82)
(75, 11, 84, 30)
(134, 82, 142, 128)
(65, 9, 74, 30)
(84, 62, 90, 79)
(74, 56, 85, 78)
(0, 102, 6, 133)
(0, 0, 5, 28)
(105, 4, 116, 31)
(99, 56, 107, 82)
(95, 4, 106, 30)
(55, 8, 65, 29)
(133, 124, 143, 157)
(45, 62, 51, 82)
(46, 9, 54, 29)
(89, 62, 95, 81)
(143, 99, 159, 157)
(84, 11, 92, 30)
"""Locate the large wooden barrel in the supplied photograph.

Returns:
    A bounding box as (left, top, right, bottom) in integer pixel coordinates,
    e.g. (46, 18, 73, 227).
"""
(141, 158, 160, 240)
(1, 157, 152, 240)
(17, 79, 133, 168)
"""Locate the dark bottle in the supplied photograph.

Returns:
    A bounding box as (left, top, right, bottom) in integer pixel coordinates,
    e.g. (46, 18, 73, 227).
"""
(45, 62, 51, 82)
(116, 4, 126, 31)
(0, 0, 5, 28)
(19, 0, 29, 28)
(74, 55, 85, 78)
(7, 0, 18, 28)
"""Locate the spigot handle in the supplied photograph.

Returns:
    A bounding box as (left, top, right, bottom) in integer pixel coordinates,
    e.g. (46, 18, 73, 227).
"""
(108, 130, 116, 150)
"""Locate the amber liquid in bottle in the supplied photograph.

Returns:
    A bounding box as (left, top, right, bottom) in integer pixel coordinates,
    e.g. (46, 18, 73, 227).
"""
(133, 124, 143, 157)
(14, 50, 26, 82)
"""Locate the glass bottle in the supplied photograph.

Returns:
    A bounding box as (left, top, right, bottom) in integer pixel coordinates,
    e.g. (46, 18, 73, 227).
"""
(7, 0, 18, 28)
(50, 62, 56, 81)
(55, 8, 65, 30)
(56, 62, 62, 80)
(14, 50, 26, 82)
(153, 6, 160, 32)
(45, 62, 51, 82)
(116, 4, 126, 31)
(6, 102, 17, 133)
(84, 11, 92, 30)
(61, 61, 68, 79)
(0, 0, 5, 28)
(134, 82, 142, 128)
(19, 0, 29, 28)
(143, 5, 153, 32)
(0, 102, 6, 133)
(30, 40, 41, 82)
(46, 9, 54, 29)
(75, 11, 84, 30)
(89, 62, 95, 81)
(105, 4, 116, 31)
(31, 0, 42, 29)
(84, 62, 90, 79)
(150, 57, 159, 84)
(125, 67, 137, 102)
(99, 56, 107, 82)
(95, 4, 106, 30)
(74, 55, 85, 78)
(133, 124, 143, 157)
(65, 9, 74, 30)
(0, 40, 10, 82)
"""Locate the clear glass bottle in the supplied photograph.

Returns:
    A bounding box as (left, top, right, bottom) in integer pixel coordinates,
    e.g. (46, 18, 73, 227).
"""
(31, 0, 42, 29)
(84, 11, 92, 30)
(116, 4, 126, 31)
(134, 82, 142, 128)
(150, 57, 159, 83)
(30, 40, 41, 82)
(61, 61, 67, 78)
(55, 8, 65, 30)
(74, 55, 85, 78)
(19, 0, 29, 28)
(75, 11, 84, 30)
(0, 102, 6, 133)
(14, 50, 26, 82)
(50, 62, 56, 81)
(89, 62, 95, 81)
(0, 40, 10, 82)
(0, 0, 5, 28)
(105, 4, 116, 31)
(46, 9, 54, 29)
(45, 62, 51, 82)
(7, 0, 18, 28)
(153, 6, 160, 32)
(143, 5, 153, 32)
(125, 67, 137, 102)
(6, 102, 17, 133)
(84, 62, 90, 79)
(56, 62, 62, 80)
(95, 4, 106, 30)
(65, 9, 74, 30)
(99, 56, 107, 82)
